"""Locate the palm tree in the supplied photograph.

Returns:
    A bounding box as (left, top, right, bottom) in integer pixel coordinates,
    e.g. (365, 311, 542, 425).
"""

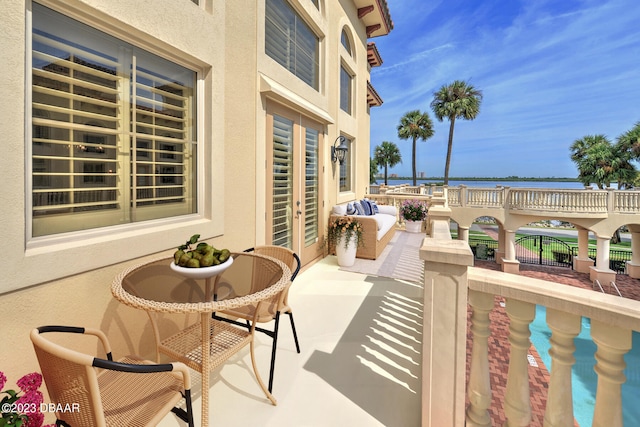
(569, 134, 616, 189)
(373, 141, 402, 185)
(397, 110, 434, 185)
(369, 158, 378, 184)
(430, 80, 483, 185)
(617, 121, 640, 159)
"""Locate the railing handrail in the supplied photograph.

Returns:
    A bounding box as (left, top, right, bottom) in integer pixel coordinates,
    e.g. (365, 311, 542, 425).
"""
(610, 281, 622, 297)
(442, 185, 640, 214)
(594, 279, 604, 293)
(469, 267, 640, 332)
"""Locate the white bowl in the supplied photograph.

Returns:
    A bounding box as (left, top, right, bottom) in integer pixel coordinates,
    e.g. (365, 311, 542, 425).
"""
(170, 256, 233, 279)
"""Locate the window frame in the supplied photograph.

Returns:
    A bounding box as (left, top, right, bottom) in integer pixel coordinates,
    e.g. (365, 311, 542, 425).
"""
(339, 63, 353, 114)
(338, 136, 353, 193)
(29, 3, 200, 239)
(15, 1, 222, 294)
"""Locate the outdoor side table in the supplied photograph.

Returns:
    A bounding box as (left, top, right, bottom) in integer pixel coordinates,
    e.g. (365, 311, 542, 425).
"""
(111, 252, 290, 427)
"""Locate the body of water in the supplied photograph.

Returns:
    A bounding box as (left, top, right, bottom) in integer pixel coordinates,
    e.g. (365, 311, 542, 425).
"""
(379, 179, 607, 189)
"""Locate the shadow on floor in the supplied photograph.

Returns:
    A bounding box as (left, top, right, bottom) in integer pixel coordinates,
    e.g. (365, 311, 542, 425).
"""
(304, 276, 423, 427)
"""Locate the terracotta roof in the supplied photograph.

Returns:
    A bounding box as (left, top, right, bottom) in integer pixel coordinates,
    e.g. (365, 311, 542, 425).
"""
(367, 42, 383, 67)
(367, 80, 383, 107)
(354, 0, 394, 38)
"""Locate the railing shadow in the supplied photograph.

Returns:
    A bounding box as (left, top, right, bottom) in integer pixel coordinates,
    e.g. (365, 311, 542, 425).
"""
(304, 276, 423, 427)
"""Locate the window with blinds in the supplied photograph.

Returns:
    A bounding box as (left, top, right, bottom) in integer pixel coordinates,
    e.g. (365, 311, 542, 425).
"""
(272, 115, 294, 248)
(31, 4, 197, 237)
(304, 129, 319, 246)
(265, 0, 319, 90)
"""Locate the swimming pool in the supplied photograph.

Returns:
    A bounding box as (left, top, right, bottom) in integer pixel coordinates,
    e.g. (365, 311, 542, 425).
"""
(529, 306, 640, 426)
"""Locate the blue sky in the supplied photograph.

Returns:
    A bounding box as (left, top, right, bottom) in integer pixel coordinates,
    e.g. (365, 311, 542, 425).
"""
(369, 0, 640, 178)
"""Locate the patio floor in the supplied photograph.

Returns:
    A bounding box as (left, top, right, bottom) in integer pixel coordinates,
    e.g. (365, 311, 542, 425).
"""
(158, 256, 422, 427)
(157, 241, 640, 426)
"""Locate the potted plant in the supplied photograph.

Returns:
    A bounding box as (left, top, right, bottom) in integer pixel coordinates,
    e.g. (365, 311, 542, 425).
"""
(400, 199, 428, 233)
(328, 215, 363, 267)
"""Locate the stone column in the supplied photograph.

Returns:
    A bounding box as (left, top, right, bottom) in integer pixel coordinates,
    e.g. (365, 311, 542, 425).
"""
(457, 225, 470, 242)
(626, 231, 640, 279)
(501, 229, 520, 274)
(495, 223, 505, 265)
(590, 235, 616, 284)
(420, 237, 474, 427)
(573, 227, 594, 273)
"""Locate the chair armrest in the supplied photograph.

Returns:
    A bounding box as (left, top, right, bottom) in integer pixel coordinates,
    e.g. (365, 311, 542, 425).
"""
(37, 325, 113, 361)
(92, 358, 191, 390)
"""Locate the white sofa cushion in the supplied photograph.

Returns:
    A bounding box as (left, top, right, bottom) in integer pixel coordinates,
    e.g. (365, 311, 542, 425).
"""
(333, 204, 347, 215)
(377, 205, 397, 216)
(375, 213, 397, 241)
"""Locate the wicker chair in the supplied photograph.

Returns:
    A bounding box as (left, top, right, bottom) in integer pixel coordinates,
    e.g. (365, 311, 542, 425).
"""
(30, 325, 194, 427)
(212, 245, 301, 392)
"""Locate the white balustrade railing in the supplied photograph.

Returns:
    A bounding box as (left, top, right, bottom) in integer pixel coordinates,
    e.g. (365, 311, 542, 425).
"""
(465, 267, 640, 427)
(508, 188, 609, 213)
(421, 213, 640, 427)
(614, 190, 640, 213)
(446, 186, 640, 214)
(367, 186, 640, 223)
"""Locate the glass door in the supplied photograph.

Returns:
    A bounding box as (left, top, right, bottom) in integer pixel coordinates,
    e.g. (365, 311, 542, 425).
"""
(266, 103, 324, 266)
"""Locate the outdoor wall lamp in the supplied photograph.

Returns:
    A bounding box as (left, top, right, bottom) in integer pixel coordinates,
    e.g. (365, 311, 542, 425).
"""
(332, 136, 348, 165)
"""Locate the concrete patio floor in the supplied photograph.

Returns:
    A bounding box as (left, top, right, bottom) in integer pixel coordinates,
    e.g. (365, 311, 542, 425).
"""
(158, 255, 423, 427)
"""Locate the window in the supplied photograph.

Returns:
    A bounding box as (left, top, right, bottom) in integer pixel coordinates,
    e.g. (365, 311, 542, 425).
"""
(340, 65, 352, 114)
(339, 137, 352, 192)
(340, 29, 351, 55)
(265, 0, 319, 89)
(31, 3, 197, 237)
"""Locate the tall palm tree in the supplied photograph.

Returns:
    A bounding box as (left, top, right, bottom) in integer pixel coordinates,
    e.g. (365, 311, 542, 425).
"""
(430, 80, 483, 185)
(397, 110, 434, 185)
(373, 141, 402, 185)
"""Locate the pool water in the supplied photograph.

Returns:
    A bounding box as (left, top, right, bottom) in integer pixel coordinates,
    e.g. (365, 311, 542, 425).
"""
(529, 306, 640, 426)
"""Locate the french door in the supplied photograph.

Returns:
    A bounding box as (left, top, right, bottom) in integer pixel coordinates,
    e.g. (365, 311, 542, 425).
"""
(266, 103, 324, 266)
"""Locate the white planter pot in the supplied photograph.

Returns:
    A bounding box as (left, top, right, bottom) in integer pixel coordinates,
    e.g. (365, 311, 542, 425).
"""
(335, 234, 358, 267)
(405, 220, 423, 233)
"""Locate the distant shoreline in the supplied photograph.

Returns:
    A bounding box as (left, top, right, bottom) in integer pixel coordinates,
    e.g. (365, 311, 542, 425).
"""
(385, 177, 579, 182)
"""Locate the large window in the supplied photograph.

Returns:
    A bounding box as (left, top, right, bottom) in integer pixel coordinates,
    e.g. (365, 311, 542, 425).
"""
(265, 0, 319, 89)
(31, 3, 197, 237)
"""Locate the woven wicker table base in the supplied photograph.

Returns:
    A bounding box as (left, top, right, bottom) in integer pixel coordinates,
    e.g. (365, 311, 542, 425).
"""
(159, 319, 252, 374)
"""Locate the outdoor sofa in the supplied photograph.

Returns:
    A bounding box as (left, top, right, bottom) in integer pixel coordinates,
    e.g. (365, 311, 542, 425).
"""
(329, 200, 397, 260)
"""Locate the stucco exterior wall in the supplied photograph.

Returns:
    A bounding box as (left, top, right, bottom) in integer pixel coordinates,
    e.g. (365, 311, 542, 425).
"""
(0, 0, 380, 396)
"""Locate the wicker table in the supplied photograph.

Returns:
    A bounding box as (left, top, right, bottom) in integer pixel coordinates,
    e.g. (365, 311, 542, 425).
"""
(111, 252, 291, 427)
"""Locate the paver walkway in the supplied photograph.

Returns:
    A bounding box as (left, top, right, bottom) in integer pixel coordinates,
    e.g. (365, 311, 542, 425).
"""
(469, 260, 640, 426)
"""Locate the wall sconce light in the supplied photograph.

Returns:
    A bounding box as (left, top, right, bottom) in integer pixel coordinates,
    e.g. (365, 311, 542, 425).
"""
(332, 136, 348, 165)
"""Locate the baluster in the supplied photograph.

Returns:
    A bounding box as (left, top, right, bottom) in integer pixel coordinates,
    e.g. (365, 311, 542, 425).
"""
(591, 320, 632, 427)
(544, 308, 581, 426)
(466, 290, 494, 427)
(503, 299, 535, 427)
